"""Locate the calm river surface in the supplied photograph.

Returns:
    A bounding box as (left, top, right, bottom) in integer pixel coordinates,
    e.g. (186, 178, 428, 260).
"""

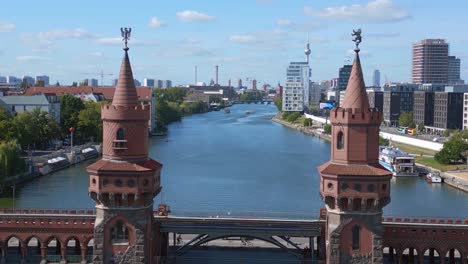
(10, 104, 468, 218)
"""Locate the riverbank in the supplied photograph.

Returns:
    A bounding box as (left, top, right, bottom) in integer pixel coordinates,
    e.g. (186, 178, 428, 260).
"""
(0, 143, 100, 196)
(271, 114, 331, 142)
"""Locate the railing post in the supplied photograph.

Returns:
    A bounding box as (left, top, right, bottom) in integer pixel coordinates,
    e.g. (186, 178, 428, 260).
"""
(20, 245, 27, 264)
(60, 245, 67, 264)
(1, 245, 6, 263)
(40, 246, 47, 264)
(80, 243, 88, 264)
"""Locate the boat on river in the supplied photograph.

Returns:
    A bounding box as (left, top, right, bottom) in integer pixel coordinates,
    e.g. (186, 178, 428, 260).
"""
(426, 171, 442, 183)
(379, 146, 418, 177)
(224, 108, 230, 113)
(245, 110, 255, 115)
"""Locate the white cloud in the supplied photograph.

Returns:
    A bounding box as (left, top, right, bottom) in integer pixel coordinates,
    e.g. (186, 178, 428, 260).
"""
(149, 17, 166, 28)
(0, 22, 15, 32)
(276, 19, 293, 26)
(21, 28, 95, 51)
(16, 56, 51, 62)
(304, 0, 410, 23)
(37, 28, 95, 40)
(176, 10, 215, 22)
(229, 34, 257, 43)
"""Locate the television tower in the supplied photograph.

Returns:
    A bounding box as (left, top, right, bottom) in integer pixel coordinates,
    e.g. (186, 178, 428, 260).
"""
(305, 34, 311, 64)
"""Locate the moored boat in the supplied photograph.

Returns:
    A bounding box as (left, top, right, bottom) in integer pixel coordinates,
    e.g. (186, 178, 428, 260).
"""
(426, 171, 443, 183)
(379, 146, 418, 177)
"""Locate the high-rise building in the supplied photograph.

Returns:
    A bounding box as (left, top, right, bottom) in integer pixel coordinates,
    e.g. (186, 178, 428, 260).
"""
(162, 80, 172, 89)
(329, 78, 338, 90)
(448, 56, 464, 84)
(0, 76, 6, 83)
(252, 79, 257, 90)
(283, 61, 310, 111)
(337, 65, 352, 104)
(86, 78, 98, 86)
(367, 91, 384, 112)
(7, 76, 21, 84)
(383, 91, 414, 126)
(412, 39, 448, 84)
(215, 65, 219, 85)
(373, 69, 380, 87)
(237, 79, 243, 89)
(22, 76, 35, 86)
(463, 93, 468, 129)
(413, 91, 435, 127)
(134, 79, 141, 86)
(35, 75, 50, 86)
(433, 92, 464, 130)
(143, 78, 155, 87)
(309, 82, 321, 106)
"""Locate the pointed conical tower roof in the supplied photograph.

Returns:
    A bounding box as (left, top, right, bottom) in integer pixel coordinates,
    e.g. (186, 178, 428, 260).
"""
(112, 48, 139, 107)
(340, 50, 370, 110)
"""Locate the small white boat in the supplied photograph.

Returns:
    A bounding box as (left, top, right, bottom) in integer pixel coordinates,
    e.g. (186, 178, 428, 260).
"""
(426, 172, 442, 183)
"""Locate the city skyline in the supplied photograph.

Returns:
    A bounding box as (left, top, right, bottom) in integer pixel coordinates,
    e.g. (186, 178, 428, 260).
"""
(0, 0, 467, 86)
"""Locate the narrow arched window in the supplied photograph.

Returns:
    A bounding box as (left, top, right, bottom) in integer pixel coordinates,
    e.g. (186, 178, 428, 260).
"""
(337, 131, 344, 149)
(352, 225, 360, 250)
(112, 221, 129, 244)
(116, 128, 125, 140)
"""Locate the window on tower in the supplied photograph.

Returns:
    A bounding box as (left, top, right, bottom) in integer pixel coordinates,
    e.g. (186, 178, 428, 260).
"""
(112, 221, 129, 244)
(337, 131, 344, 149)
(352, 225, 360, 250)
(113, 128, 128, 150)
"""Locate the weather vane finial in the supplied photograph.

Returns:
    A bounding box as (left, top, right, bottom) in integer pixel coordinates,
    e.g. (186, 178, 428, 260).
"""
(120, 27, 132, 50)
(351, 28, 362, 52)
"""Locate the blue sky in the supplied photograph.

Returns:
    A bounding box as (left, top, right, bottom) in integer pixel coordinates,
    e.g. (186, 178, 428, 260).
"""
(0, 0, 466, 86)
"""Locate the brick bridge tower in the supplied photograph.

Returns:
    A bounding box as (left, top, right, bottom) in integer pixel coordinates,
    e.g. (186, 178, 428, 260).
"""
(318, 33, 392, 263)
(87, 28, 162, 264)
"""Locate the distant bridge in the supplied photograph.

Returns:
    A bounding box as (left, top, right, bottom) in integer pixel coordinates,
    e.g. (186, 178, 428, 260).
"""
(233, 98, 274, 104)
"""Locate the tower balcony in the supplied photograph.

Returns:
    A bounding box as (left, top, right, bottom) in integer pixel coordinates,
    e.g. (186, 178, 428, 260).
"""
(113, 139, 128, 150)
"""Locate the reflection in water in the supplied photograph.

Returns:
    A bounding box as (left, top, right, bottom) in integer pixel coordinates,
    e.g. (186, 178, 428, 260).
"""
(11, 104, 468, 218)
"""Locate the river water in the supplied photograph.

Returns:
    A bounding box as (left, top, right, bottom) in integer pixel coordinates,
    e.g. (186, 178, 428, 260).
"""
(8, 104, 468, 218)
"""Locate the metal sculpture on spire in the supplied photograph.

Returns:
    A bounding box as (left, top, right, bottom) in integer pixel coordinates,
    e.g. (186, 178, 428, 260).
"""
(121, 27, 131, 50)
(352, 28, 362, 51)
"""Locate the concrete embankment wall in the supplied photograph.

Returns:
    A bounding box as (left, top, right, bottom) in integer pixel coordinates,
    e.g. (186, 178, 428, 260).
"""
(305, 113, 443, 151)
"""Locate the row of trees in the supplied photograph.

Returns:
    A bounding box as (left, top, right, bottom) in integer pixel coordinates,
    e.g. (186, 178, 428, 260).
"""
(154, 88, 209, 133)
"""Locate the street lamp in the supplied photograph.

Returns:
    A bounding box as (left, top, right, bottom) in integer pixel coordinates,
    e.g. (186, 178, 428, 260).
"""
(69, 127, 75, 154)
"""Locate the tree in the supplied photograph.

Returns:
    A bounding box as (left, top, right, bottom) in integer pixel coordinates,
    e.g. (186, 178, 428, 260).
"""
(435, 136, 468, 164)
(399, 112, 413, 127)
(0, 108, 14, 142)
(77, 102, 103, 142)
(303, 118, 312, 127)
(274, 96, 282, 111)
(0, 140, 26, 179)
(324, 124, 332, 134)
(12, 109, 60, 149)
(55, 81, 60, 86)
(60, 94, 85, 136)
(417, 122, 425, 132)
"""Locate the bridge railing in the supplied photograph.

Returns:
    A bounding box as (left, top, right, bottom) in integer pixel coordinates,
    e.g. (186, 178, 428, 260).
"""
(0, 208, 96, 215)
(163, 209, 320, 220)
(383, 216, 468, 225)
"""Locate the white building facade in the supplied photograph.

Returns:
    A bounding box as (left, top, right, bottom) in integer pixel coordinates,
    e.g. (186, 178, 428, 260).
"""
(282, 62, 310, 112)
(464, 93, 468, 130)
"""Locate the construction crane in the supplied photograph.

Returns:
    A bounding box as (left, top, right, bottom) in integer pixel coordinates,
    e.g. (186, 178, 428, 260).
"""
(80, 71, 114, 87)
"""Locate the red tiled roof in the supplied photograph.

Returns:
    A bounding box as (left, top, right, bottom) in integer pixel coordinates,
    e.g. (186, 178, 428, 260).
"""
(24, 86, 152, 101)
(87, 159, 162, 172)
(318, 161, 391, 177)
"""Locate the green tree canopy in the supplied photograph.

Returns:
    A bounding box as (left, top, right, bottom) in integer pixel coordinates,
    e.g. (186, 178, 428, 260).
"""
(274, 96, 282, 111)
(77, 102, 103, 142)
(435, 136, 468, 164)
(60, 94, 84, 136)
(0, 140, 26, 179)
(12, 109, 60, 149)
(398, 112, 414, 127)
